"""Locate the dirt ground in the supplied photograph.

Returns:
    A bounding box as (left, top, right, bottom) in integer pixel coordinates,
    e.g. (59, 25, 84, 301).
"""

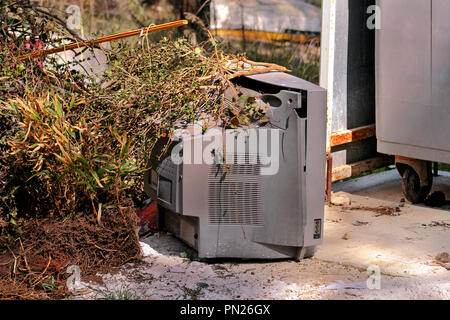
(70, 170, 450, 300)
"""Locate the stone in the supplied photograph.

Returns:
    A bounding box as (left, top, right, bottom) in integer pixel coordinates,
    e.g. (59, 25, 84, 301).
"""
(331, 196, 351, 206)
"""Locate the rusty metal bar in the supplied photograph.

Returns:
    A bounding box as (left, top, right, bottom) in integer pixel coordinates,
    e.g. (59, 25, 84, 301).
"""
(16, 20, 188, 61)
(331, 156, 394, 182)
(330, 124, 375, 147)
(212, 29, 319, 43)
(325, 152, 333, 202)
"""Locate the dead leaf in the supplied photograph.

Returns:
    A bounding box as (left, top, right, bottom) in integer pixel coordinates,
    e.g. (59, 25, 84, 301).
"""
(0, 217, 7, 228)
(436, 252, 450, 263)
(342, 232, 351, 240)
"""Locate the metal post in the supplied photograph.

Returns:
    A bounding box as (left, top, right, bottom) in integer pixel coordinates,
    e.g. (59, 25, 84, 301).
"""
(433, 162, 439, 176)
(320, 0, 337, 200)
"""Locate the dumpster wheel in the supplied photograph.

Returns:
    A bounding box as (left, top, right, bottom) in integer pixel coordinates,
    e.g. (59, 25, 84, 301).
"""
(402, 167, 432, 204)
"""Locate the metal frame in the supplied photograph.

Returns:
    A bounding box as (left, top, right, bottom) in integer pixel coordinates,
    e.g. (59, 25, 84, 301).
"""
(320, 0, 389, 200)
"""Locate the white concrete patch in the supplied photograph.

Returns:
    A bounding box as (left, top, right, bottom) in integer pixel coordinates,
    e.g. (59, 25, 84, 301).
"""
(68, 171, 449, 300)
(140, 241, 161, 257)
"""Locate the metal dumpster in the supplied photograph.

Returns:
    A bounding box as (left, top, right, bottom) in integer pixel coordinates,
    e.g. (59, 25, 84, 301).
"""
(376, 0, 450, 202)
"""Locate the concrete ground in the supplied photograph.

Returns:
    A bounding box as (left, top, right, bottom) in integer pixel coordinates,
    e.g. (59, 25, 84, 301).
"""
(71, 170, 450, 300)
(332, 168, 450, 210)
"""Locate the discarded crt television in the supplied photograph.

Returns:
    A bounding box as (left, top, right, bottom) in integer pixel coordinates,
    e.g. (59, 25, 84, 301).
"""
(144, 72, 327, 259)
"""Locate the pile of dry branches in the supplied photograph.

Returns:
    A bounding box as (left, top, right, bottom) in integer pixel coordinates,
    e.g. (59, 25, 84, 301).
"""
(0, 0, 142, 298)
(0, 0, 288, 299)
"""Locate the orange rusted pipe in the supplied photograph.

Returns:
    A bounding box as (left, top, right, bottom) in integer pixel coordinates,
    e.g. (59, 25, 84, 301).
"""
(16, 20, 188, 61)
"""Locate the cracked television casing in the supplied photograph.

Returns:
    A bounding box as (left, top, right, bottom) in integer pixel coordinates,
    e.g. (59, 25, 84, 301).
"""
(144, 72, 327, 259)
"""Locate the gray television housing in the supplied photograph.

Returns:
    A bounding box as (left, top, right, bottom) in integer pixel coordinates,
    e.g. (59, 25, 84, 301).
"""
(144, 72, 327, 259)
